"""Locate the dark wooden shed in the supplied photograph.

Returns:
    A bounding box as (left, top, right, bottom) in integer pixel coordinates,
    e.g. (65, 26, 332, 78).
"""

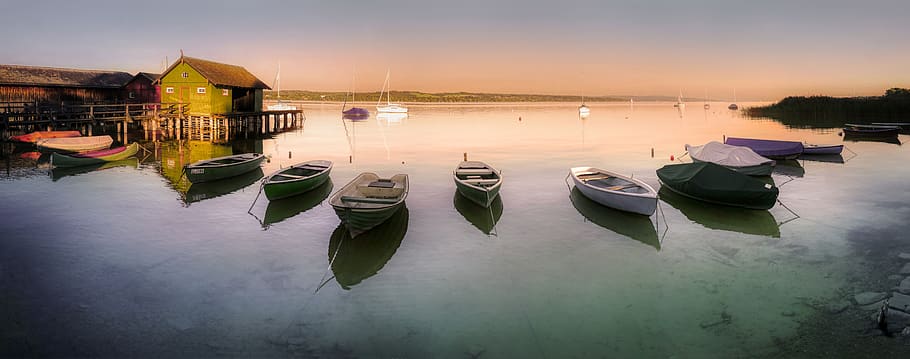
(0, 64, 134, 104)
(124, 72, 160, 104)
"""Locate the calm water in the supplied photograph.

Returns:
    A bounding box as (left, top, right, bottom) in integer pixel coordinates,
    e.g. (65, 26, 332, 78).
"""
(2, 102, 909, 357)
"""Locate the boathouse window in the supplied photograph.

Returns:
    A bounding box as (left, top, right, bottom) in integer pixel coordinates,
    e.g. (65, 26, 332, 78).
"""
(181, 72, 189, 78)
(128, 92, 135, 99)
(197, 87, 206, 94)
(222, 89, 229, 96)
(166, 87, 174, 94)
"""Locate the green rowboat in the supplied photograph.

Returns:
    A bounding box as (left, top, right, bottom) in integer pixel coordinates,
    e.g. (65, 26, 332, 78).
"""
(50, 143, 139, 168)
(263, 160, 333, 200)
(453, 161, 502, 208)
(330, 172, 408, 237)
(656, 162, 779, 210)
(184, 153, 265, 183)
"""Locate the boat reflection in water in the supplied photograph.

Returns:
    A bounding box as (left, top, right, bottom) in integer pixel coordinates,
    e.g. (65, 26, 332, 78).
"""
(50, 158, 139, 182)
(183, 168, 264, 204)
(843, 133, 902, 145)
(454, 192, 503, 235)
(569, 187, 660, 250)
(261, 179, 333, 229)
(798, 153, 845, 164)
(658, 187, 780, 238)
(328, 206, 409, 290)
(771, 159, 805, 178)
(376, 112, 408, 126)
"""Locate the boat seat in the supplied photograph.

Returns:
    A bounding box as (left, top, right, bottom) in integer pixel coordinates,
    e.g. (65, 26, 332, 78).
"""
(604, 184, 640, 191)
(581, 175, 613, 182)
(464, 179, 499, 186)
(275, 173, 305, 179)
(456, 169, 493, 176)
(341, 196, 399, 204)
(296, 165, 328, 171)
(368, 180, 395, 188)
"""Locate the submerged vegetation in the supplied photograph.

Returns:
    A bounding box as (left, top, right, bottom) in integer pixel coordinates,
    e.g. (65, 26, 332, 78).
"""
(746, 88, 910, 129)
(264, 90, 630, 103)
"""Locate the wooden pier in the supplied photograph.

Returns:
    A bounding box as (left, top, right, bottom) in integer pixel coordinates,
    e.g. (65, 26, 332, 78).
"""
(1, 101, 305, 143)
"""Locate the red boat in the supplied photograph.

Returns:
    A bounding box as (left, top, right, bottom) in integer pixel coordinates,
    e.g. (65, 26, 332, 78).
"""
(9, 130, 82, 143)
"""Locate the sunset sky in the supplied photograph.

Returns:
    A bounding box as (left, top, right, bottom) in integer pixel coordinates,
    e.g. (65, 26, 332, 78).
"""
(1, 0, 908, 100)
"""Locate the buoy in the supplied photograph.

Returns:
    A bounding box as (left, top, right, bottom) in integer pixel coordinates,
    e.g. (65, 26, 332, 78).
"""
(288, 151, 292, 158)
(651, 148, 654, 158)
(670, 155, 675, 161)
(463, 152, 468, 161)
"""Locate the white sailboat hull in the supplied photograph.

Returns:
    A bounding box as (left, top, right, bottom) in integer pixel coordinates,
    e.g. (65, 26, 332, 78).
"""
(377, 104, 408, 113)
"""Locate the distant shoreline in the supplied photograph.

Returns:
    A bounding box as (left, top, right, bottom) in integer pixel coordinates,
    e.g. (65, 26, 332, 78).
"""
(265, 90, 702, 103)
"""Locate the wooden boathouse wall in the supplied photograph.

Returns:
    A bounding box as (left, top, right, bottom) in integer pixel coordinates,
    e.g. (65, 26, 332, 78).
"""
(0, 64, 133, 104)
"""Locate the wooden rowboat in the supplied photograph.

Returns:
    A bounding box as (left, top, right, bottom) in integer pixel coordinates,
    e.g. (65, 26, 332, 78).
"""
(453, 161, 502, 208)
(263, 160, 333, 200)
(570, 167, 658, 216)
(51, 143, 139, 168)
(330, 173, 408, 237)
(37, 135, 113, 152)
(801, 144, 843, 155)
(184, 153, 266, 183)
(9, 130, 81, 143)
(843, 124, 900, 138)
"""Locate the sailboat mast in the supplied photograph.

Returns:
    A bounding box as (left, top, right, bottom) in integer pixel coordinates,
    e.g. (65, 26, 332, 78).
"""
(275, 62, 281, 100)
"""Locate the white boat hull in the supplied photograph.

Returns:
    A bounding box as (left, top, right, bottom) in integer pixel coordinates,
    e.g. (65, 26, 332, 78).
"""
(377, 104, 408, 113)
(570, 167, 658, 216)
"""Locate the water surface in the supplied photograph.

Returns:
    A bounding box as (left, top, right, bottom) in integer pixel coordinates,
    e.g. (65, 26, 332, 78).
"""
(2, 102, 909, 357)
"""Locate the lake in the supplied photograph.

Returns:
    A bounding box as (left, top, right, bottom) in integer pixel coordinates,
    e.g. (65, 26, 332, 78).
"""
(2, 102, 909, 357)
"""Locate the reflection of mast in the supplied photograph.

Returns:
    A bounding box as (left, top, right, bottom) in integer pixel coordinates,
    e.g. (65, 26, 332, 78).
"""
(376, 117, 390, 160)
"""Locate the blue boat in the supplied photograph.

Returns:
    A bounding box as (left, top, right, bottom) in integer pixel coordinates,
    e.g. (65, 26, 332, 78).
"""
(724, 137, 804, 160)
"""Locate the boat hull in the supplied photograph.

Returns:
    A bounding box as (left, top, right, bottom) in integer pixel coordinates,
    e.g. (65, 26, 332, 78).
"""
(656, 162, 779, 210)
(330, 173, 409, 237)
(801, 144, 843, 155)
(843, 127, 900, 138)
(724, 137, 803, 160)
(185, 153, 266, 183)
(37, 135, 113, 152)
(570, 167, 658, 216)
(10, 130, 81, 143)
(263, 161, 333, 200)
(453, 161, 502, 208)
(376, 105, 408, 113)
(51, 143, 139, 168)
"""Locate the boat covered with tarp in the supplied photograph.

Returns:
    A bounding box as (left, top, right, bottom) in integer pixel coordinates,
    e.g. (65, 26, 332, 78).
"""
(656, 162, 779, 210)
(686, 141, 775, 176)
(723, 137, 804, 160)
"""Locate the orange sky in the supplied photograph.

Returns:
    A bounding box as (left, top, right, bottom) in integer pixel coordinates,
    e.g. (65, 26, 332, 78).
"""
(2, 1, 908, 100)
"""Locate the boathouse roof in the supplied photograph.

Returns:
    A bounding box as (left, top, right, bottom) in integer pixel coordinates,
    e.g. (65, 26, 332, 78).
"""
(0, 64, 134, 88)
(162, 56, 270, 90)
(135, 72, 161, 82)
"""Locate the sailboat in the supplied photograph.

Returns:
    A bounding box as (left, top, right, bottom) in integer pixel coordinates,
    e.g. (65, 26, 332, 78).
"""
(342, 68, 369, 118)
(376, 69, 408, 114)
(703, 89, 710, 110)
(267, 62, 297, 111)
(673, 90, 685, 109)
(728, 88, 739, 110)
(578, 96, 590, 117)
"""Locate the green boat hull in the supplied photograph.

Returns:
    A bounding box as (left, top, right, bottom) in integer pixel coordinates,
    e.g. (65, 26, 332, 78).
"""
(332, 203, 406, 238)
(262, 180, 334, 228)
(185, 154, 265, 183)
(264, 169, 331, 200)
(50, 143, 139, 168)
(455, 181, 501, 208)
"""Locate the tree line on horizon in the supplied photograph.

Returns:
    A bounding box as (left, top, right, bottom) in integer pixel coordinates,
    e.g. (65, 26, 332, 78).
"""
(745, 88, 910, 128)
(264, 90, 639, 103)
